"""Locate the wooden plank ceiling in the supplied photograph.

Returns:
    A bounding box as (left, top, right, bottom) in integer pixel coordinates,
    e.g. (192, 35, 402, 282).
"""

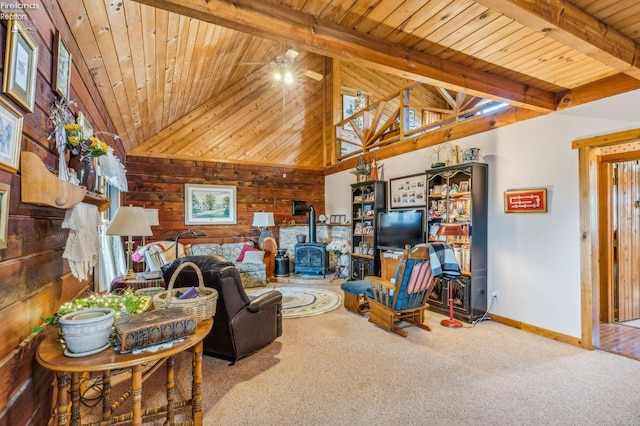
(56, 0, 640, 170)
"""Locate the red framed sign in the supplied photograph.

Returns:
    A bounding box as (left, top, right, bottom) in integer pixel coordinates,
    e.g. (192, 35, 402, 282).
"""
(504, 188, 547, 213)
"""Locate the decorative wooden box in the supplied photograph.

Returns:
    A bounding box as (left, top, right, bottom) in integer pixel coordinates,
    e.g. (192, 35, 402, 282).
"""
(114, 308, 197, 353)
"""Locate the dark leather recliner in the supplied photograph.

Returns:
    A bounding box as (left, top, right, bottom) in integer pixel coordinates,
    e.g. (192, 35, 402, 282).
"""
(162, 255, 283, 364)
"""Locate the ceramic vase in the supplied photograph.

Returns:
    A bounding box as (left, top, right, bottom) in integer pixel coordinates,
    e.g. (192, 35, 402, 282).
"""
(462, 148, 481, 162)
(68, 154, 97, 192)
(58, 308, 115, 354)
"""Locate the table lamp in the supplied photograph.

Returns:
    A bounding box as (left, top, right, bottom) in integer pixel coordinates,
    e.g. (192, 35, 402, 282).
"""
(252, 212, 275, 247)
(107, 205, 153, 280)
(175, 229, 206, 258)
(436, 222, 465, 328)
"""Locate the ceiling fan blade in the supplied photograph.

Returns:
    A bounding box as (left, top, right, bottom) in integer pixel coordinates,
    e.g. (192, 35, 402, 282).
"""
(284, 49, 299, 60)
(237, 62, 267, 66)
(303, 69, 324, 81)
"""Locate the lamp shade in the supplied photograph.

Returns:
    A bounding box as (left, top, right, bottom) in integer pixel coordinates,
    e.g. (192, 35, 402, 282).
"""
(436, 222, 465, 237)
(106, 206, 153, 237)
(252, 212, 275, 228)
(143, 208, 160, 226)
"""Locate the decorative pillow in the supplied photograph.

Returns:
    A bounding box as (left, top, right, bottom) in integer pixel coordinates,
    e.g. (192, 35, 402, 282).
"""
(236, 243, 259, 262)
(242, 250, 265, 264)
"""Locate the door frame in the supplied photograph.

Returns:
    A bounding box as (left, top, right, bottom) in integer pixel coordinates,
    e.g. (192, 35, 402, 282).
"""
(573, 128, 640, 349)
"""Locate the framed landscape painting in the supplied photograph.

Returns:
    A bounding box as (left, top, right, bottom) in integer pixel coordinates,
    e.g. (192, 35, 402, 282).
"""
(185, 184, 237, 225)
(2, 17, 38, 112)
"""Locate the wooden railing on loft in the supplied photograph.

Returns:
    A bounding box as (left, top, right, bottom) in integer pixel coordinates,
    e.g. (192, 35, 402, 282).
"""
(336, 82, 505, 161)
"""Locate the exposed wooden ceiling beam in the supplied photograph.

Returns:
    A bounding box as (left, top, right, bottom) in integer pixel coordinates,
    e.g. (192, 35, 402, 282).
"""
(556, 74, 640, 110)
(132, 0, 557, 112)
(474, 0, 640, 80)
(326, 105, 546, 175)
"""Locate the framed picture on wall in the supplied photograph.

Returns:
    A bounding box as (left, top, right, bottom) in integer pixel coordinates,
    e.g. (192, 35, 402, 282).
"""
(52, 31, 72, 101)
(77, 112, 93, 139)
(342, 92, 367, 131)
(389, 173, 427, 209)
(184, 184, 237, 225)
(342, 94, 356, 131)
(0, 183, 9, 249)
(0, 97, 24, 173)
(2, 17, 38, 112)
(504, 188, 548, 213)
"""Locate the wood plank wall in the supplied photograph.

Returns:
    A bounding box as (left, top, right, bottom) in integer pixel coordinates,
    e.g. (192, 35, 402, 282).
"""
(0, 2, 125, 423)
(0, 6, 435, 423)
(125, 156, 326, 247)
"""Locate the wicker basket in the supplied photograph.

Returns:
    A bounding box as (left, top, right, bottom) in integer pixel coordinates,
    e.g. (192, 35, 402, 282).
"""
(153, 261, 218, 322)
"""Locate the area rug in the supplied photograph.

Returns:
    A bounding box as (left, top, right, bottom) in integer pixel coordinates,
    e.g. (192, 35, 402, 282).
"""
(248, 287, 342, 319)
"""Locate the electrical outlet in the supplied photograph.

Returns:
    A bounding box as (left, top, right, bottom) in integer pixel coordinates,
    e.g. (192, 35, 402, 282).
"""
(491, 291, 498, 298)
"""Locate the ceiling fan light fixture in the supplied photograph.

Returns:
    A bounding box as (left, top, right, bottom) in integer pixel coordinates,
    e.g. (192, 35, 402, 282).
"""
(274, 71, 282, 81)
(284, 71, 293, 84)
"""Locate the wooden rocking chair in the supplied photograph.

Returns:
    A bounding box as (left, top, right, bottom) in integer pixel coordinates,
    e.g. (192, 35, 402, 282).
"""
(365, 244, 436, 337)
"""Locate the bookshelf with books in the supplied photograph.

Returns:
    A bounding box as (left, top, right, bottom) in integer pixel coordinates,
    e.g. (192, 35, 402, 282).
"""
(350, 180, 386, 280)
(426, 163, 488, 323)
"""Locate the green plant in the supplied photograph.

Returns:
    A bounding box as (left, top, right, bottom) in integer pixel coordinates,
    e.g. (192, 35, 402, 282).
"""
(33, 289, 151, 333)
(350, 155, 373, 175)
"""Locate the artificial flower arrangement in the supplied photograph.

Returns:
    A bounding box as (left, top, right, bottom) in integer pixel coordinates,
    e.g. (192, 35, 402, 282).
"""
(350, 154, 372, 176)
(327, 239, 351, 256)
(62, 117, 109, 158)
(49, 98, 109, 157)
(48, 98, 129, 190)
(33, 289, 151, 333)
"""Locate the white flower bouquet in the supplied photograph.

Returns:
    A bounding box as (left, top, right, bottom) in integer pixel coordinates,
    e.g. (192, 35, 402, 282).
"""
(326, 239, 351, 255)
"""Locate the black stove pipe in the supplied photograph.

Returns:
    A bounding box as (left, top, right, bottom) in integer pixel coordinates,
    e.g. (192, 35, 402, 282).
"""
(308, 205, 316, 243)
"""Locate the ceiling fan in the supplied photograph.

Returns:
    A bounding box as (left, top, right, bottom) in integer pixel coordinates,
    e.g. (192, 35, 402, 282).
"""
(240, 48, 323, 83)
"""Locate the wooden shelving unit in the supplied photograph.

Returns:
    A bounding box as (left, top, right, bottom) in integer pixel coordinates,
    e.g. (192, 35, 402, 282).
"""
(425, 162, 488, 323)
(350, 180, 386, 279)
(20, 151, 110, 211)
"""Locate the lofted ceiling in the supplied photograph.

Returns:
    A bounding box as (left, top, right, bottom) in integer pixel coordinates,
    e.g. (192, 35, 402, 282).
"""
(57, 0, 640, 169)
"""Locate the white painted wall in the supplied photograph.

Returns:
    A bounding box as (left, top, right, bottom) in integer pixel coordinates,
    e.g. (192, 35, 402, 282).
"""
(325, 89, 640, 338)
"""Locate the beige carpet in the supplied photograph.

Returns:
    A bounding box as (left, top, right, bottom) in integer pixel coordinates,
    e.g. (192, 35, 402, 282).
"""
(85, 282, 640, 425)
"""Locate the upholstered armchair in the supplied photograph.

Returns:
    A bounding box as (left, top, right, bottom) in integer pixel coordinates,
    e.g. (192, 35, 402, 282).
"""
(162, 255, 282, 364)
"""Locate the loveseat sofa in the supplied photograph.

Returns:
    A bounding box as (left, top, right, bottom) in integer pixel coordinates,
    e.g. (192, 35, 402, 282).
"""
(189, 242, 267, 288)
(140, 241, 267, 288)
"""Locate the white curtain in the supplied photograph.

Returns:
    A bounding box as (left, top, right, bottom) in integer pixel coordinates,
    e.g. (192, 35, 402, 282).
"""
(96, 185, 126, 292)
(97, 221, 126, 292)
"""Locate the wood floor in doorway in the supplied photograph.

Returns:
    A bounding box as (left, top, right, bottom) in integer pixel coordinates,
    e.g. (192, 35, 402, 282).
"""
(599, 323, 640, 361)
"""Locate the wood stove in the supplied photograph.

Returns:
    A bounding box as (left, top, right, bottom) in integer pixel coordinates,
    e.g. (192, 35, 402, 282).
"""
(293, 204, 329, 276)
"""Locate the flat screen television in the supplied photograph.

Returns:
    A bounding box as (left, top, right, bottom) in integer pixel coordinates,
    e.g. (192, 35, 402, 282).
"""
(376, 209, 425, 251)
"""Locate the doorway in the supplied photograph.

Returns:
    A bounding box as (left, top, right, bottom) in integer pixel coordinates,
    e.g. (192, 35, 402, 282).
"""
(597, 154, 640, 360)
